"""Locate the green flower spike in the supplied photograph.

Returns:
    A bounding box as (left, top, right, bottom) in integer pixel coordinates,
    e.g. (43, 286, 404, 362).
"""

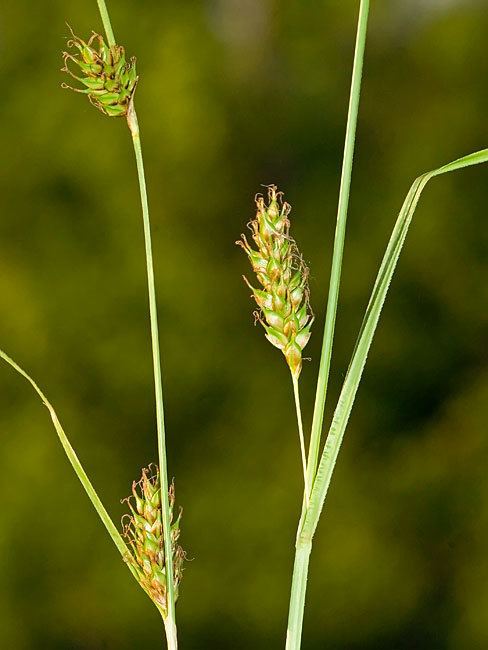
(122, 466, 185, 618)
(237, 185, 314, 378)
(61, 28, 137, 117)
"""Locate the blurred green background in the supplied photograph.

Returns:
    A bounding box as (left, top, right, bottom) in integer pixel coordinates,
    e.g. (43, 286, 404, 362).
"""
(1, 0, 487, 648)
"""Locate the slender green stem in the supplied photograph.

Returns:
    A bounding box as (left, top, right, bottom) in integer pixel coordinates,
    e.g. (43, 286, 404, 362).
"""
(127, 104, 177, 647)
(285, 4, 370, 648)
(292, 375, 310, 506)
(307, 0, 370, 488)
(163, 616, 178, 650)
(94, 1, 177, 646)
(96, 0, 116, 47)
(0, 349, 138, 580)
(285, 541, 312, 650)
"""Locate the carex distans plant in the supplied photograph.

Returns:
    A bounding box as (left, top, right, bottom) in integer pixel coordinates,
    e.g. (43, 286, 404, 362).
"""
(1, 1, 488, 649)
(0, 1, 182, 649)
(236, 2, 488, 649)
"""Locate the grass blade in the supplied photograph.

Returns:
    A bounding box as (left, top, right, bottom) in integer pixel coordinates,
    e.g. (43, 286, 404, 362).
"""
(286, 3, 370, 647)
(307, 0, 370, 491)
(0, 348, 138, 579)
(301, 148, 488, 543)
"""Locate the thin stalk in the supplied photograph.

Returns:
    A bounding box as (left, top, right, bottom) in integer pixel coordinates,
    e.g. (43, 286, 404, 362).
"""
(285, 541, 312, 650)
(286, 4, 370, 648)
(96, 0, 115, 47)
(292, 375, 310, 506)
(307, 0, 370, 488)
(94, 0, 177, 646)
(127, 104, 177, 645)
(163, 616, 178, 650)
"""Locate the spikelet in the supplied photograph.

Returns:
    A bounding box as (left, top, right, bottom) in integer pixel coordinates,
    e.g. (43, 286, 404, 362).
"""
(61, 28, 137, 117)
(122, 465, 185, 617)
(237, 186, 313, 378)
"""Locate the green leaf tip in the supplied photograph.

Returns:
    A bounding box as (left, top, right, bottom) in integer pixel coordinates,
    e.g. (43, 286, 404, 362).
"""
(0, 348, 139, 581)
(302, 147, 488, 544)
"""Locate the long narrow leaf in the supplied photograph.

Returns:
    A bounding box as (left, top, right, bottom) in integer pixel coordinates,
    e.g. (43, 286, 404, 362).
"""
(300, 148, 488, 542)
(307, 0, 370, 488)
(0, 348, 138, 579)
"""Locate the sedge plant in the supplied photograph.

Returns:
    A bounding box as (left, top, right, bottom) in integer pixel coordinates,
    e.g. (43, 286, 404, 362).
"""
(1, 1, 486, 648)
(237, 1, 488, 648)
(1, 0, 182, 648)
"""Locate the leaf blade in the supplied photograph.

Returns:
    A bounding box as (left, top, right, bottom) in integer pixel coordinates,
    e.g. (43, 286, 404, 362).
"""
(0, 349, 138, 578)
(300, 148, 488, 542)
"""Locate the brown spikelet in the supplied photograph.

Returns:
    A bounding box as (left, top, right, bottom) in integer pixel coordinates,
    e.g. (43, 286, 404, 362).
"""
(122, 465, 185, 617)
(237, 185, 313, 378)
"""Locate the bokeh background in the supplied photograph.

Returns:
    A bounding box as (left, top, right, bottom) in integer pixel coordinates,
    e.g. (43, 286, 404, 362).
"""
(1, 0, 487, 648)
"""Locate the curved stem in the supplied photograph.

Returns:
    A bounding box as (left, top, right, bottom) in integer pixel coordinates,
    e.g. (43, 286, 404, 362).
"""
(128, 104, 177, 644)
(301, 148, 488, 544)
(292, 375, 310, 507)
(287, 146, 488, 649)
(307, 0, 370, 488)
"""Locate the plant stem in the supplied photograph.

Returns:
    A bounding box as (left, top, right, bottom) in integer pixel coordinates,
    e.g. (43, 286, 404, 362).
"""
(292, 375, 310, 506)
(96, 0, 115, 47)
(127, 103, 178, 647)
(163, 616, 178, 650)
(94, 0, 177, 645)
(307, 0, 370, 489)
(285, 4, 370, 648)
(285, 539, 312, 650)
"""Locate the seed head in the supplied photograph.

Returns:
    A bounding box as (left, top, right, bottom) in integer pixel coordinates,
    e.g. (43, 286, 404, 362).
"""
(237, 186, 313, 378)
(122, 465, 185, 617)
(61, 28, 137, 117)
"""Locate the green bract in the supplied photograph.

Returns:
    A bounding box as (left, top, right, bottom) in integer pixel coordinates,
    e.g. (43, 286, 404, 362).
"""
(237, 186, 313, 378)
(122, 467, 185, 618)
(61, 29, 137, 117)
